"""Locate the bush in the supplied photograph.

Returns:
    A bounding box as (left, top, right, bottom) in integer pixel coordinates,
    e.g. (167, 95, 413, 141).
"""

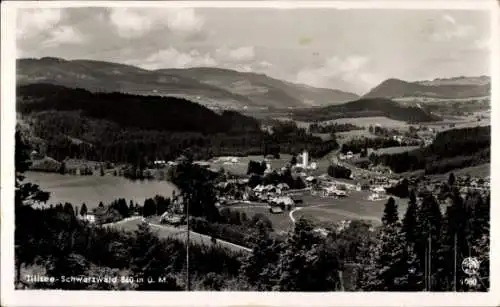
(327, 165, 352, 179)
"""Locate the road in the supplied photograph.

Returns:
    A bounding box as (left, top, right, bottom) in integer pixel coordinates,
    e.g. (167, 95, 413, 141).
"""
(289, 207, 303, 223)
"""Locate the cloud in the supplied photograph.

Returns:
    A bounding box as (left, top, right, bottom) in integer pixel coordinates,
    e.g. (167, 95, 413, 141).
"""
(429, 14, 476, 41)
(108, 8, 204, 38)
(135, 47, 217, 69)
(109, 8, 157, 38)
(17, 9, 62, 39)
(216, 46, 255, 62)
(295, 55, 380, 93)
(258, 61, 273, 68)
(166, 8, 204, 33)
(443, 14, 456, 26)
(473, 36, 490, 51)
(42, 25, 85, 47)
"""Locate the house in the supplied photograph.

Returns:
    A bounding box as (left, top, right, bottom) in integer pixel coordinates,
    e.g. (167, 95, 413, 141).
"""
(269, 206, 284, 214)
(368, 193, 387, 201)
(371, 186, 386, 194)
(313, 227, 329, 237)
(160, 211, 184, 226)
(253, 185, 265, 193)
(273, 196, 295, 206)
(30, 150, 41, 160)
(80, 214, 96, 224)
(305, 176, 316, 183)
(154, 160, 166, 166)
(93, 206, 108, 225)
(277, 183, 290, 191)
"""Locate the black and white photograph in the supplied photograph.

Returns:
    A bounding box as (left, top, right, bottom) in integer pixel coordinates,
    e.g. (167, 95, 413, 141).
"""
(1, 0, 499, 306)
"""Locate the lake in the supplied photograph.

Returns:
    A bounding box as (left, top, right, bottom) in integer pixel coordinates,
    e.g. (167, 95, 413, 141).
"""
(25, 172, 178, 209)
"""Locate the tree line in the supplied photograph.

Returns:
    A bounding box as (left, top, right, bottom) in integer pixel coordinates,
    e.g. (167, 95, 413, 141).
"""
(369, 126, 490, 174)
(19, 85, 339, 166)
(309, 122, 363, 134)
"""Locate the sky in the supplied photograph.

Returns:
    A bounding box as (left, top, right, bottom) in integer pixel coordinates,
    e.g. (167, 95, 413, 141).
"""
(16, 7, 491, 95)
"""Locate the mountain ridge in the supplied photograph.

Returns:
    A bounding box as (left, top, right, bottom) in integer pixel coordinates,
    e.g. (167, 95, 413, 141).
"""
(17, 57, 359, 110)
(364, 76, 490, 99)
(292, 97, 441, 123)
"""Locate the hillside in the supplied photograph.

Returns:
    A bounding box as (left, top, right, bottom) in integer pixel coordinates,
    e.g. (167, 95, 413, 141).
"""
(160, 67, 359, 107)
(17, 83, 338, 164)
(17, 57, 358, 110)
(370, 126, 490, 174)
(364, 77, 490, 99)
(291, 98, 441, 123)
(17, 83, 263, 134)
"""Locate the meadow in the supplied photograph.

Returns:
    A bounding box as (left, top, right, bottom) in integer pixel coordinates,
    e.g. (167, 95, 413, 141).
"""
(229, 191, 410, 233)
(208, 154, 294, 176)
(369, 146, 421, 155)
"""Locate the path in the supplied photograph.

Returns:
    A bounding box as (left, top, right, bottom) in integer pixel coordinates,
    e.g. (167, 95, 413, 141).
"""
(289, 207, 303, 224)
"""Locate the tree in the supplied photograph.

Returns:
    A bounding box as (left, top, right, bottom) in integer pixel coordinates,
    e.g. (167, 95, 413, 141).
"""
(64, 203, 75, 216)
(241, 222, 282, 290)
(415, 193, 442, 290)
(327, 164, 351, 179)
(143, 198, 156, 217)
(247, 160, 265, 175)
(448, 172, 456, 186)
(58, 161, 67, 175)
(15, 130, 50, 285)
(402, 190, 418, 245)
(276, 218, 341, 291)
(80, 203, 88, 216)
(382, 197, 399, 227)
(100, 164, 105, 176)
(129, 222, 181, 290)
(363, 224, 409, 291)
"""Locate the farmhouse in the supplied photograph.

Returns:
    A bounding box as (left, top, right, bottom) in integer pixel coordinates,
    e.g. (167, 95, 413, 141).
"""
(269, 206, 284, 214)
(93, 206, 108, 225)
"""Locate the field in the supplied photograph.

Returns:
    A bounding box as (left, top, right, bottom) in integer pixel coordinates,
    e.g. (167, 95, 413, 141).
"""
(429, 163, 490, 180)
(296, 192, 409, 226)
(208, 154, 293, 176)
(369, 146, 421, 155)
(229, 191, 410, 233)
(330, 116, 409, 128)
(26, 172, 178, 209)
(226, 204, 294, 234)
(108, 217, 250, 253)
(335, 129, 378, 144)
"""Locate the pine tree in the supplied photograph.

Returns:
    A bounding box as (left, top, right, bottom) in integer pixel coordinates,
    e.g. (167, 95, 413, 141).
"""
(129, 222, 180, 290)
(240, 222, 281, 290)
(80, 203, 88, 216)
(402, 190, 418, 244)
(363, 224, 409, 291)
(448, 172, 456, 186)
(415, 193, 442, 290)
(64, 203, 75, 216)
(15, 130, 50, 285)
(382, 197, 399, 226)
(276, 218, 340, 291)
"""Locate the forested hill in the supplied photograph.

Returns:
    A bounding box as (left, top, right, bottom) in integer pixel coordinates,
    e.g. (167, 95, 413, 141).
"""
(17, 83, 261, 134)
(17, 84, 339, 164)
(292, 98, 441, 123)
(364, 77, 490, 99)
